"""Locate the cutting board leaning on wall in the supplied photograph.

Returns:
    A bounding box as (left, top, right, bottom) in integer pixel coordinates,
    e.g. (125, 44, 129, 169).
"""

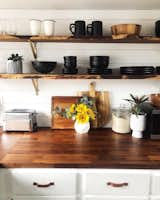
(51, 82, 110, 129)
(51, 96, 80, 129)
(77, 82, 110, 128)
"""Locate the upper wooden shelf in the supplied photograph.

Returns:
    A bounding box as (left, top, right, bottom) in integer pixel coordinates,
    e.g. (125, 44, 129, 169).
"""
(1, 35, 160, 43)
(0, 71, 160, 80)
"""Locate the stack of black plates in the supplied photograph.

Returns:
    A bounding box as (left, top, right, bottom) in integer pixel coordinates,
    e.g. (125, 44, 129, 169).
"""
(120, 66, 155, 75)
(156, 66, 160, 74)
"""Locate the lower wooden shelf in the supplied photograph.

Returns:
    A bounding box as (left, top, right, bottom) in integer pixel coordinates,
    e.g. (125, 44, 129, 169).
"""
(0, 71, 159, 80)
(0, 71, 159, 95)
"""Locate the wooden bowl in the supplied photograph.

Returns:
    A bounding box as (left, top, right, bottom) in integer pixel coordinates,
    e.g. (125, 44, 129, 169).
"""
(111, 24, 142, 36)
(150, 94, 160, 107)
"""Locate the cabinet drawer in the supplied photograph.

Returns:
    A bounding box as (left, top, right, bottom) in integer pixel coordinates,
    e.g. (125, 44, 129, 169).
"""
(85, 198, 148, 200)
(85, 171, 150, 196)
(11, 170, 77, 196)
(13, 197, 77, 200)
(152, 172, 160, 195)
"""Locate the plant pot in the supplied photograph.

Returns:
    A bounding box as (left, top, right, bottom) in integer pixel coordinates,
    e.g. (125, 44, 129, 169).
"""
(74, 120, 90, 134)
(7, 60, 22, 74)
(130, 114, 146, 138)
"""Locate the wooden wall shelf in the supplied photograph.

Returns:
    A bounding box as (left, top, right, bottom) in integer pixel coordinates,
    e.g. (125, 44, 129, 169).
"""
(0, 72, 159, 95)
(0, 72, 159, 80)
(0, 35, 160, 43)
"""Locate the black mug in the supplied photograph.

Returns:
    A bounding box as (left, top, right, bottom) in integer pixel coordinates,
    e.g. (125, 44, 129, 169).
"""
(64, 56, 77, 68)
(87, 21, 103, 37)
(155, 20, 160, 37)
(69, 21, 86, 38)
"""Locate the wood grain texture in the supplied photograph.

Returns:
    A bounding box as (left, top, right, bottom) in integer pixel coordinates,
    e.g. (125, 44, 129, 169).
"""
(77, 82, 110, 127)
(0, 128, 160, 168)
(51, 96, 80, 129)
(0, 71, 159, 80)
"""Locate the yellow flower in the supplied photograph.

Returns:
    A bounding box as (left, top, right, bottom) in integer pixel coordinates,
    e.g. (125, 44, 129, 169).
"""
(69, 104, 76, 113)
(76, 104, 87, 113)
(76, 113, 89, 124)
(87, 108, 96, 120)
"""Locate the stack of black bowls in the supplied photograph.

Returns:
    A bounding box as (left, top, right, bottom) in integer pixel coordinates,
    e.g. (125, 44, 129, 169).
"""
(88, 56, 111, 74)
(63, 56, 78, 74)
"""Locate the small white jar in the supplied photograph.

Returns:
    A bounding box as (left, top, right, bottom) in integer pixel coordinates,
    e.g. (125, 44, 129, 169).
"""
(43, 20, 55, 36)
(30, 19, 41, 36)
(112, 106, 131, 134)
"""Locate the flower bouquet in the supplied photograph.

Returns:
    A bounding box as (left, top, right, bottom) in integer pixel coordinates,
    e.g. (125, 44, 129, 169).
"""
(54, 96, 96, 134)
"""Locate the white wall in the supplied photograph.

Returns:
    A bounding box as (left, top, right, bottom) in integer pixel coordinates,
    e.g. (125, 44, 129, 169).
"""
(0, 10, 160, 127)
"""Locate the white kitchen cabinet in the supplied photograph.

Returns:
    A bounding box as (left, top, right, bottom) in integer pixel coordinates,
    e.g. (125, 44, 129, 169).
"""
(151, 172, 160, 195)
(0, 169, 8, 200)
(13, 197, 77, 200)
(84, 170, 150, 196)
(1, 169, 160, 200)
(84, 197, 148, 200)
(10, 170, 77, 196)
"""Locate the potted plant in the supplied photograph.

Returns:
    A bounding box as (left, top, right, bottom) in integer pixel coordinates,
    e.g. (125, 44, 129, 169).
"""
(54, 96, 96, 134)
(124, 94, 148, 138)
(7, 53, 23, 74)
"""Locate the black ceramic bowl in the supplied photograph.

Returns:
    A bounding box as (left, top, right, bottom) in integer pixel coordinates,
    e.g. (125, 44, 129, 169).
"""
(32, 61, 57, 74)
(90, 56, 110, 69)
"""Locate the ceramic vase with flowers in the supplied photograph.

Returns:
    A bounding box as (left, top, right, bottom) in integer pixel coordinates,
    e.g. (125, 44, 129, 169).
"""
(54, 96, 96, 134)
(125, 94, 148, 138)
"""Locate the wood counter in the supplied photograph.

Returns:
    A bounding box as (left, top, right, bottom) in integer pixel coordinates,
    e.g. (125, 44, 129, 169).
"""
(0, 128, 160, 169)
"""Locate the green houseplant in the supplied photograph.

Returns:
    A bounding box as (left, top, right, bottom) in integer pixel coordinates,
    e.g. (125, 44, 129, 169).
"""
(7, 53, 23, 74)
(124, 94, 148, 138)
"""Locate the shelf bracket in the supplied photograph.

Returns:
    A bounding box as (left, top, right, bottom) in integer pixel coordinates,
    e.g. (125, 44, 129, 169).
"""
(31, 79, 39, 95)
(29, 40, 37, 60)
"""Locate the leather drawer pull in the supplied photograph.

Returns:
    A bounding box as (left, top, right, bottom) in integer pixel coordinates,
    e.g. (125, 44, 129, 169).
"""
(33, 182, 55, 188)
(107, 182, 128, 187)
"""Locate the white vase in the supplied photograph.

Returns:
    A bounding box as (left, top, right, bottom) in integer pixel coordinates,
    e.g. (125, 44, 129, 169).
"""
(6, 60, 22, 74)
(74, 120, 90, 134)
(30, 19, 41, 36)
(130, 114, 146, 138)
(43, 20, 55, 36)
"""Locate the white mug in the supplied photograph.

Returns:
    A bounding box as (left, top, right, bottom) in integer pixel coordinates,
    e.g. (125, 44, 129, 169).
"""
(30, 19, 41, 36)
(43, 20, 55, 36)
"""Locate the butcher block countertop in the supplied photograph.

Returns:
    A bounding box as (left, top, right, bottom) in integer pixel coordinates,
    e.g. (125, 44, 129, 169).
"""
(0, 128, 160, 169)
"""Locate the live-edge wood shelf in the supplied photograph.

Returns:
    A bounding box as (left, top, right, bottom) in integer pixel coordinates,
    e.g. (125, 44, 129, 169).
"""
(0, 72, 159, 95)
(1, 35, 160, 43)
(0, 71, 159, 80)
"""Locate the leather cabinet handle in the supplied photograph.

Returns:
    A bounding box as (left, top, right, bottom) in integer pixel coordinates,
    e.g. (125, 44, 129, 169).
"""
(107, 182, 128, 187)
(33, 182, 55, 188)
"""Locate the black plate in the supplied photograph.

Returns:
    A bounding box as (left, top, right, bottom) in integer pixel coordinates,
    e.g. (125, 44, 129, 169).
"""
(102, 68, 112, 74)
(120, 66, 155, 75)
(62, 68, 78, 74)
(88, 68, 102, 74)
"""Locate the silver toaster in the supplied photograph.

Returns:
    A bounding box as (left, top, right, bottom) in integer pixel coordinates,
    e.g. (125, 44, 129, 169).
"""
(3, 109, 37, 132)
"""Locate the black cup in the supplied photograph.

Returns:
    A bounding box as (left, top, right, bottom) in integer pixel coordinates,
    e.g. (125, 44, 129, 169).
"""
(90, 56, 110, 69)
(64, 56, 77, 69)
(87, 21, 103, 37)
(69, 21, 86, 38)
(155, 20, 160, 37)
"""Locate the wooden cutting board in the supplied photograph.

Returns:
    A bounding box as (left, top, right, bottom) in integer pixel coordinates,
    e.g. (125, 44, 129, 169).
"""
(51, 96, 80, 129)
(77, 82, 110, 128)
